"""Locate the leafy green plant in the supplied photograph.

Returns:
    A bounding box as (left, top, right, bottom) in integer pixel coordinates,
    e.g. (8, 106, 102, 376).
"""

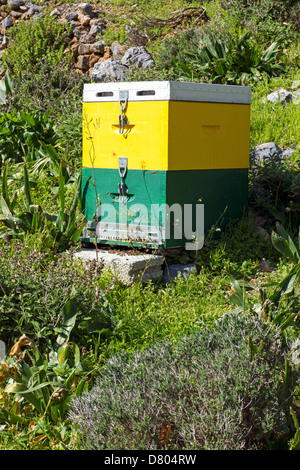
(0, 156, 86, 252)
(227, 222, 300, 333)
(0, 299, 92, 427)
(0, 110, 57, 166)
(176, 30, 286, 84)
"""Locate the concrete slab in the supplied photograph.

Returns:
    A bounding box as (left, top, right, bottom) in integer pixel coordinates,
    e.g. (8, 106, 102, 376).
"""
(74, 248, 164, 284)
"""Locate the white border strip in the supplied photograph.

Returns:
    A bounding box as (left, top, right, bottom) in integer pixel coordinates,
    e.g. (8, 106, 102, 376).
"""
(83, 81, 251, 104)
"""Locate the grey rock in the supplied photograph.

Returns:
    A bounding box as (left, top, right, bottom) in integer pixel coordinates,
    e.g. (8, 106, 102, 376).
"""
(73, 248, 163, 285)
(7, 0, 24, 10)
(78, 2, 94, 18)
(90, 40, 105, 54)
(0, 35, 9, 49)
(1, 15, 14, 29)
(78, 43, 91, 55)
(121, 46, 155, 69)
(79, 34, 94, 44)
(50, 7, 63, 17)
(72, 26, 86, 39)
(250, 142, 282, 165)
(89, 24, 103, 36)
(91, 58, 129, 82)
(27, 5, 42, 16)
(76, 55, 90, 71)
(65, 11, 78, 21)
(266, 88, 292, 103)
(281, 147, 295, 158)
(163, 263, 197, 283)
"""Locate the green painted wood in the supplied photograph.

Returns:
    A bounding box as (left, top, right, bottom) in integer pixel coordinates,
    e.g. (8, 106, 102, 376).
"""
(80, 167, 248, 248)
(166, 169, 248, 240)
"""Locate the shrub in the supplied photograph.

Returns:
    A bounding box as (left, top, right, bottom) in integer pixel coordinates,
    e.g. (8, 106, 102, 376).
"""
(2, 15, 71, 75)
(4, 59, 84, 169)
(0, 243, 114, 352)
(69, 311, 290, 450)
(248, 147, 300, 230)
(2, 16, 84, 167)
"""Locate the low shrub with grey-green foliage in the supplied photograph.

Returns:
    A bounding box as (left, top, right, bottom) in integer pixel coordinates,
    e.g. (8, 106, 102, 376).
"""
(70, 312, 290, 450)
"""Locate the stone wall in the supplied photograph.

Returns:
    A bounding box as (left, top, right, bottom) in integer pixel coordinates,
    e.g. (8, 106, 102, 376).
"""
(0, 1, 146, 78)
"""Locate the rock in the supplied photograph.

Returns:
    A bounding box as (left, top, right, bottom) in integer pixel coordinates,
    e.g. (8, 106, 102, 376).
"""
(250, 142, 282, 165)
(76, 55, 90, 71)
(121, 46, 155, 69)
(79, 34, 94, 44)
(90, 18, 106, 28)
(281, 147, 295, 158)
(266, 88, 292, 103)
(10, 10, 22, 18)
(7, 0, 24, 10)
(72, 26, 86, 39)
(111, 42, 126, 59)
(27, 5, 42, 17)
(77, 2, 95, 18)
(77, 12, 91, 26)
(65, 11, 78, 22)
(91, 58, 129, 82)
(163, 263, 197, 283)
(1, 15, 14, 30)
(0, 35, 9, 49)
(90, 40, 105, 54)
(73, 248, 164, 284)
(89, 24, 103, 36)
(70, 42, 79, 59)
(50, 7, 63, 18)
(89, 53, 99, 68)
(291, 80, 300, 104)
(78, 43, 91, 55)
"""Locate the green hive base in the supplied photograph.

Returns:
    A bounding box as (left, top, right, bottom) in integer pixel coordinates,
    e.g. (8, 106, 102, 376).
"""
(80, 167, 248, 250)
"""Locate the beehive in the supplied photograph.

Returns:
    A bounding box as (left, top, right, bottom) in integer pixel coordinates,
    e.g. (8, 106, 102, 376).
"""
(80, 81, 251, 249)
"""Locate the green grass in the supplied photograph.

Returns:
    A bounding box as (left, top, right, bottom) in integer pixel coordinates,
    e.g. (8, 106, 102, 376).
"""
(250, 76, 300, 149)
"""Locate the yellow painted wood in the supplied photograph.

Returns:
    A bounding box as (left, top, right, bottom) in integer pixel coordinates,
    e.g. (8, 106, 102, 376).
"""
(82, 100, 250, 171)
(168, 101, 250, 170)
(82, 100, 169, 170)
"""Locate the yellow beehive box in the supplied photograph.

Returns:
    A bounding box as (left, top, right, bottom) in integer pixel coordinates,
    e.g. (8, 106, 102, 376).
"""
(82, 81, 251, 172)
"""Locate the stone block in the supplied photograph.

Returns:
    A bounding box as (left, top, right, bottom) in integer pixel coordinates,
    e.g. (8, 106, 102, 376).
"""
(74, 248, 164, 284)
(76, 55, 90, 71)
(90, 40, 105, 54)
(78, 43, 91, 55)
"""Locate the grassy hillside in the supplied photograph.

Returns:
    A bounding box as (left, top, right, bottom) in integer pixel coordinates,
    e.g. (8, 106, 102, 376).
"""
(0, 0, 299, 450)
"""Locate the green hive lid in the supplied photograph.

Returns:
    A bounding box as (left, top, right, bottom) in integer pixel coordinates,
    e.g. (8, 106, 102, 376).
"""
(83, 81, 252, 104)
